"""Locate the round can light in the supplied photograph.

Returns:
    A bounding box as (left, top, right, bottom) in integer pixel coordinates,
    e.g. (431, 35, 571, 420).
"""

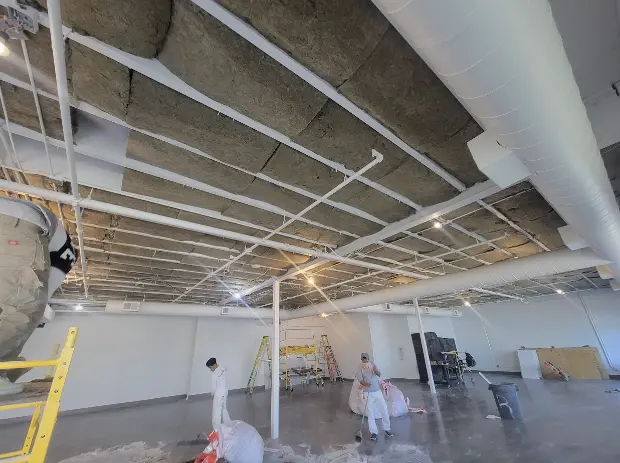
(433, 221, 442, 229)
(556, 289, 564, 294)
(307, 277, 315, 285)
(233, 293, 241, 300)
(464, 301, 471, 307)
(0, 42, 10, 57)
(75, 304, 84, 311)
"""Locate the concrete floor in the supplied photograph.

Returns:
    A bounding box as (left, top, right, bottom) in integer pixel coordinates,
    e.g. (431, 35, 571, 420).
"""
(1, 375, 619, 463)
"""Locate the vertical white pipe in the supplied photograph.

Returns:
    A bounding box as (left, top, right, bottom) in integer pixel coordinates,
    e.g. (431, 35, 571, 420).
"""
(414, 299, 436, 394)
(577, 292, 619, 371)
(47, 0, 89, 297)
(185, 318, 200, 399)
(271, 281, 280, 439)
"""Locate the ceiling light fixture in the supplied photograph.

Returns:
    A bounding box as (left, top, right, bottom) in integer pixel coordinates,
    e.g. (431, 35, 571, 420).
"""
(464, 301, 471, 307)
(320, 313, 328, 318)
(307, 277, 314, 285)
(233, 293, 241, 300)
(75, 304, 84, 311)
(0, 41, 9, 57)
(556, 289, 564, 294)
(433, 221, 442, 229)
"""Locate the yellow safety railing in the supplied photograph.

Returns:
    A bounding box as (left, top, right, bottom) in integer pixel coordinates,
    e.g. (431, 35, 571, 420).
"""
(0, 327, 78, 463)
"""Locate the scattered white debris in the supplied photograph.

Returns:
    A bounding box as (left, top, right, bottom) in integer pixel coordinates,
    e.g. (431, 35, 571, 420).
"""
(264, 443, 433, 463)
(56, 442, 169, 463)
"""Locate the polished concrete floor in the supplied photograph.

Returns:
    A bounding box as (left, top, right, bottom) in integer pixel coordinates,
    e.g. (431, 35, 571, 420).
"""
(1, 375, 619, 462)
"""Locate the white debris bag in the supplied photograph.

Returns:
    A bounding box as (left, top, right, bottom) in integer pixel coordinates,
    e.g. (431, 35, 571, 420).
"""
(349, 379, 410, 418)
(201, 420, 263, 463)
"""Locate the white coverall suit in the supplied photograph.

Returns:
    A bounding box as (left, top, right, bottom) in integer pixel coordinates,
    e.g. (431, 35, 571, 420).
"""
(211, 366, 231, 431)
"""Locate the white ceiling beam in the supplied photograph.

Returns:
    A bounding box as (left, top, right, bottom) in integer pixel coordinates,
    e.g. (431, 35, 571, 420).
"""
(220, 180, 502, 303)
(0, 178, 437, 280)
(193, 0, 549, 253)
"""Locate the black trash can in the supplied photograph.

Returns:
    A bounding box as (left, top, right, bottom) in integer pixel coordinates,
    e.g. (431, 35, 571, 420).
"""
(488, 382, 523, 420)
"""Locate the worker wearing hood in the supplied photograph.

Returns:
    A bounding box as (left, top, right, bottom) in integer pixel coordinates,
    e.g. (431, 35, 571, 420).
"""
(206, 357, 231, 431)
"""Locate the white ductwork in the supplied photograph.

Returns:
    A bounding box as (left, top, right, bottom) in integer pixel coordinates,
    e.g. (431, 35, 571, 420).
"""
(292, 248, 608, 318)
(372, 0, 620, 277)
(102, 301, 459, 320)
(104, 301, 274, 320)
(344, 304, 460, 318)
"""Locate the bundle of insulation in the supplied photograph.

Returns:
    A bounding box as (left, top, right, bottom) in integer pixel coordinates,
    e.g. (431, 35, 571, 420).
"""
(349, 379, 410, 418)
(196, 420, 263, 463)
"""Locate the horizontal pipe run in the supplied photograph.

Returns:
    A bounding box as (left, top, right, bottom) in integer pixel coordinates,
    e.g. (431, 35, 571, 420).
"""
(0, 179, 425, 279)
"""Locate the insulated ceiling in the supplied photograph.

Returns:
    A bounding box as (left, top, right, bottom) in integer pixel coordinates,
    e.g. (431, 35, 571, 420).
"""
(1, 0, 619, 309)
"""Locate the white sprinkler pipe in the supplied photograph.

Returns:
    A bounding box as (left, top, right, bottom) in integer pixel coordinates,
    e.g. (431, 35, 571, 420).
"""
(0, 179, 428, 280)
(48, 0, 89, 297)
(372, 0, 620, 278)
(414, 298, 436, 394)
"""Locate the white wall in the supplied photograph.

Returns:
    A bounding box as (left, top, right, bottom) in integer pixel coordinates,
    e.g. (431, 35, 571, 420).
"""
(188, 318, 271, 395)
(324, 313, 373, 379)
(452, 289, 620, 373)
(368, 314, 418, 380)
(4, 313, 196, 419)
(407, 315, 457, 340)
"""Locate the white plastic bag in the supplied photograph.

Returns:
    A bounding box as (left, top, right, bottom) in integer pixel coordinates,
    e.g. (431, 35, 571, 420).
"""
(349, 380, 410, 418)
(211, 420, 263, 463)
(382, 381, 409, 417)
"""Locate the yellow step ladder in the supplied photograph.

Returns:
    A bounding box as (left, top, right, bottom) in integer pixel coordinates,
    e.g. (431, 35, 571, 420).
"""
(245, 336, 271, 395)
(0, 327, 78, 463)
(319, 335, 343, 382)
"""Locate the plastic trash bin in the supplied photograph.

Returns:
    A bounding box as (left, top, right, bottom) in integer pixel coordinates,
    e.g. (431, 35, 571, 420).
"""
(488, 382, 523, 420)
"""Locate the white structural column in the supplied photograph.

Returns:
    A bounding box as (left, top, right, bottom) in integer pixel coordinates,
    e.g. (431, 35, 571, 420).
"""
(414, 298, 436, 394)
(271, 281, 280, 439)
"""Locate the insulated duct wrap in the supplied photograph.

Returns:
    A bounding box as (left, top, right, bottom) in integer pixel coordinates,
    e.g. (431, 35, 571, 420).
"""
(372, 0, 620, 276)
(292, 249, 608, 317)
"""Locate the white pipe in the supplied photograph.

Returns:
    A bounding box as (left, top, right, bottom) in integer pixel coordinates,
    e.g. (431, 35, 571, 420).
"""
(577, 292, 619, 371)
(373, 0, 620, 277)
(345, 304, 460, 318)
(174, 151, 383, 301)
(48, 0, 89, 297)
(292, 248, 609, 317)
(104, 300, 273, 319)
(271, 281, 280, 439)
(194, 0, 547, 253)
(21, 40, 54, 177)
(220, 180, 502, 304)
(414, 299, 436, 394)
(0, 179, 428, 279)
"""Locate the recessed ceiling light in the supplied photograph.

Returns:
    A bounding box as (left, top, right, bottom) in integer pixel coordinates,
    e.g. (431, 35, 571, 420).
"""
(307, 277, 314, 284)
(320, 313, 329, 318)
(0, 42, 9, 57)
(464, 301, 471, 307)
(556, 289, 564, 294)
(433, 221, 442, 229)
(75, 304, 84, 311)
(233, 293, 241, 300)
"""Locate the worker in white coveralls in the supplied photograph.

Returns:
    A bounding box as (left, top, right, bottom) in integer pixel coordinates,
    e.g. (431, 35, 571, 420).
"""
(357, 353, 394, 441)
(206, 357, 231, 431)
(0, 198, 76, 396)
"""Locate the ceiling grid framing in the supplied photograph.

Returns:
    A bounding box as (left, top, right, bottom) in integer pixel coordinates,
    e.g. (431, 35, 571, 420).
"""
(0, 0, 572, 307)
(2, 2, 547, 251)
